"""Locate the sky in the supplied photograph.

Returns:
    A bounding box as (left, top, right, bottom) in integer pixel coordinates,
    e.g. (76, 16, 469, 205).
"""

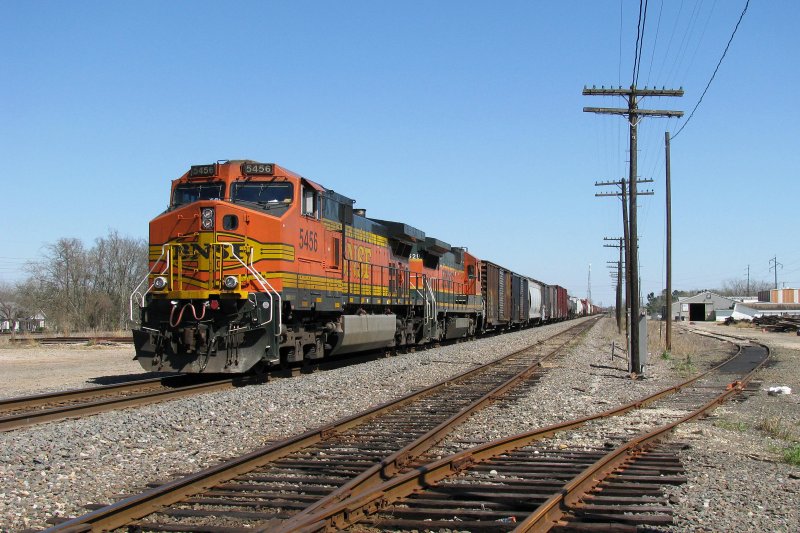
(1, 0, 798, 307)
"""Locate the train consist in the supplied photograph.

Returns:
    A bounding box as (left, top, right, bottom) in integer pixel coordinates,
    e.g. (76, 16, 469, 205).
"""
(131, 160, 599, 374)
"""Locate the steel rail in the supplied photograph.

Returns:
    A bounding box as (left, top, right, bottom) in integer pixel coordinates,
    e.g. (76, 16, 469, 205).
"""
(46, 318, 598, 532)
(0, 377, 243, 432)
(7, 336, 133, 344)
(514, 343, 770, 532)
(284, 341, 763, 532)
(0, 377, 167, 413)
(268, 318, 598, 532)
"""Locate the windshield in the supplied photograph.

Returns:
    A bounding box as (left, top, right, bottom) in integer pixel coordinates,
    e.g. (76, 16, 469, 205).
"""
(232, 182, 294, 216)
(172, 182, 225, 207)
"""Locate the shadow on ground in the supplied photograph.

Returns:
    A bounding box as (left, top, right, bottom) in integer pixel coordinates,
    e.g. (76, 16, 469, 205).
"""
(88, 372, 178, 385)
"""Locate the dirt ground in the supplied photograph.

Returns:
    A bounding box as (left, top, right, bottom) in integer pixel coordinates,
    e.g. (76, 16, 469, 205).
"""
(0, 341, 151, 399)
(685, 319, 800, 350)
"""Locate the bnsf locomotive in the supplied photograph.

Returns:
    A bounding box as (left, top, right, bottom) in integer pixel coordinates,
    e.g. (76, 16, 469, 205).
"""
(130, 160, 574, 374)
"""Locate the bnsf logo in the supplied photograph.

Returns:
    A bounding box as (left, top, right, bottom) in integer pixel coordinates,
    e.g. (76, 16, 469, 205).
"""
(176, 243, 246, 259)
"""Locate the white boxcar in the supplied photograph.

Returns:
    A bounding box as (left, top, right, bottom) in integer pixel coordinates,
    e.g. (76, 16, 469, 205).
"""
(527, 278, 544, 323)
(569, 296, 585, 317)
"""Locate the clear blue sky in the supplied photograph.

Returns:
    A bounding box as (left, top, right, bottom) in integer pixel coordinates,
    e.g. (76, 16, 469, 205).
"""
(1, 1, 798, 306)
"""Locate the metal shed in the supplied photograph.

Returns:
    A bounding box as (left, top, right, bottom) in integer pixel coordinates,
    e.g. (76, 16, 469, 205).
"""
(671, 291, 737, 322)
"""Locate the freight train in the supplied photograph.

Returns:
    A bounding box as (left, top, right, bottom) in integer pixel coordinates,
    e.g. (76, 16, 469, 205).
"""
(130, 160, 593, 374)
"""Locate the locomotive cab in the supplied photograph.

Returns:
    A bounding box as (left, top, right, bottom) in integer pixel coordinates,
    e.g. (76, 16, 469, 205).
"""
(132, 161, 313, 373)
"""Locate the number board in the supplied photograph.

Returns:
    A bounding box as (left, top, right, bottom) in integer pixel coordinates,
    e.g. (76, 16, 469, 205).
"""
(189, 164, 217, 178)
(241, 162, 275, 175)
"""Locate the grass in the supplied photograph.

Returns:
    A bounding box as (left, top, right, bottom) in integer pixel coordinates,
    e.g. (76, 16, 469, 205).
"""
(757, 416, 795, 441)
(783, 444, 800, 466)
(715, 419, 749, 432)
(672, 355, 696, 374)
(647, 323, 697, 362)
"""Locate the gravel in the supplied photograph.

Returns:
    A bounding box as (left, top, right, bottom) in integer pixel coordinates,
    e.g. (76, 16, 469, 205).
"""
(0, 319, 582, 530)
(0, 342, 146, 399)
(1, 317, 798, 531)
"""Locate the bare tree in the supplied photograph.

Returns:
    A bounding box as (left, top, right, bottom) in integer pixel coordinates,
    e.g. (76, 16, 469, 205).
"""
(717, 278, 772, 297)
(29, 231, 148, 333)
(89, 230, 148, 330)
(0, 281, 21, 332)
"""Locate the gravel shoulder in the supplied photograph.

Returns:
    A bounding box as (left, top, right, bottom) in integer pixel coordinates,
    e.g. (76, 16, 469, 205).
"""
(660, 321, 800, 532)
(0, 342, 145, 399)
(1, 318, 798, 531)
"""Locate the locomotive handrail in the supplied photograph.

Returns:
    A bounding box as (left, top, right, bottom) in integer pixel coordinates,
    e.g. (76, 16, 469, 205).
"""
(424, 276, 436, 327)
(129, 245, 171, 322)
(220, 243, 281, 329)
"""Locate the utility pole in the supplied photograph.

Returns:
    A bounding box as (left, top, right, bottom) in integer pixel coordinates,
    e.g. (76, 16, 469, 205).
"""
(770, 256, 783, 289)
(585, 85, 683, 375)
(596, 178, 652, 353)
(665, 131, 672, 353)
(621, 179, 631, 349)
(604, 238, 624, 333)
(587, 263, 592, 306)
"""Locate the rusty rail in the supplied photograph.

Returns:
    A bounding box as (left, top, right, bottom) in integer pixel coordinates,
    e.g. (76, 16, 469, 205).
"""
(282, 341, 768, 532)
(7, 336, 133, 344)
(0, 375, 246, 432)
(46, 319, 599, 531)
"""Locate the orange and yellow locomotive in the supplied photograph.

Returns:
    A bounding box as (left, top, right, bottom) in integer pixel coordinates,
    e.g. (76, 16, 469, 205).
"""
(131, 160, 485, 373)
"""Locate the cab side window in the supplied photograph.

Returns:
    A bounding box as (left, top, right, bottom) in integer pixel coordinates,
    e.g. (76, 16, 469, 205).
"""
(302, 186, 319, 218)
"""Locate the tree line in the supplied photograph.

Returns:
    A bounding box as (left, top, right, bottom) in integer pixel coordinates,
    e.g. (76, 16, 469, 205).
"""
(0, 230, 148, 334)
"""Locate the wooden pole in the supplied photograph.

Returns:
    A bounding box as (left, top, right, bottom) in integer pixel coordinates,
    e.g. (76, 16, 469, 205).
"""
(665, 131, 672, 353)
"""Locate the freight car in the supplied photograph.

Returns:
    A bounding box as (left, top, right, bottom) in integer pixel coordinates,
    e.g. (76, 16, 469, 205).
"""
(130, 161, 577, 374)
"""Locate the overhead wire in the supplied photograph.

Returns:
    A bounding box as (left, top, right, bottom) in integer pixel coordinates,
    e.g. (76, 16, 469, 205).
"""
(664, 0, 704, 87)
(671, 0, 750, 140)
(678, 0, 718, 86)
(631, 0, 644, 86)
(644, 0, 665, 85)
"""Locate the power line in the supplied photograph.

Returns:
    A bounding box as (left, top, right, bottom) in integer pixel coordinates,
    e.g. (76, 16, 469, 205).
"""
(644, 0, 666, 86)
(632, 0, 650, 87)
(671, 0, 751, 140)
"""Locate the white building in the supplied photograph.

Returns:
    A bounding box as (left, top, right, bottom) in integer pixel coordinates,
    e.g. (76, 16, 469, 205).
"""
(671, 291, 737, 322)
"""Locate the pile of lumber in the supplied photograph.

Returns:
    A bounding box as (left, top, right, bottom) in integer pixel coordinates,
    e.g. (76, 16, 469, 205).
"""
(752, 315, 800, 332)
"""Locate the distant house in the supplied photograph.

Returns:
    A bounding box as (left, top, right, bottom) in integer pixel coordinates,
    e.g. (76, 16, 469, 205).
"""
(671, 291, 737, 322)
(1, 312, 46, 333)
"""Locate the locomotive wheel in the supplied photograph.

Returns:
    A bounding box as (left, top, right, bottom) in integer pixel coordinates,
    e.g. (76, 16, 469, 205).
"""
(280, 347, 296, 369)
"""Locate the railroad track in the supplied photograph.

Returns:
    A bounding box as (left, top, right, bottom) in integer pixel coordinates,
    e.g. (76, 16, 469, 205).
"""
(1, 340, 443, 432)
(45, 317, 600, 531)
(0, 375, 255, 432)
(285, 342, 769, 532)
(7, 336, 133, 344)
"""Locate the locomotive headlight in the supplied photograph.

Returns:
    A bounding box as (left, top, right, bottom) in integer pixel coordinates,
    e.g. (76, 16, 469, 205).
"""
(201, 208, 214, 229)
(153, 276, 168, 290)
(223, 275, 239, 289)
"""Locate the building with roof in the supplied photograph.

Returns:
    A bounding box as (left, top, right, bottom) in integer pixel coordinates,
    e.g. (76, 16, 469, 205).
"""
(671, 291, 737, 322)
(732, 302, 800, 320)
